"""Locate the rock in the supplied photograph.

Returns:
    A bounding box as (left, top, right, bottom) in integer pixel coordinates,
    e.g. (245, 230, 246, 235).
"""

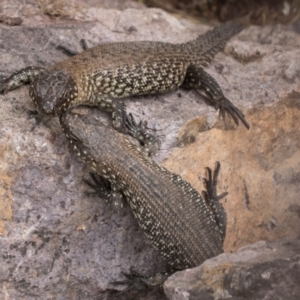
(164, 96, 300, 253)
(0, 0, 299, 299)
(164, 237, 300, 300)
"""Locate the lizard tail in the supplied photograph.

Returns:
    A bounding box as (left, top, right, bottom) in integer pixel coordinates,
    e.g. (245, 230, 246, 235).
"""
(183, 22, 244, 67)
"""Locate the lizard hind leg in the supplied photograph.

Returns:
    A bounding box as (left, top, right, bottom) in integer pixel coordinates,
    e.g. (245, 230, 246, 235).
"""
(84, 173, 125, 211)
(183, 65, 250, 129)
(201, 161, 228, 242)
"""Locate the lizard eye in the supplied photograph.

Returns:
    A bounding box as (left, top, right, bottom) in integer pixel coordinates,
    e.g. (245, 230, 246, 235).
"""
(30, 70, 75, 116)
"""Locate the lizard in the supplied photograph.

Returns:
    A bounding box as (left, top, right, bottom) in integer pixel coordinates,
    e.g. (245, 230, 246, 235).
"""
(0, 22, 250, 130)
(59, 105, 228, 290)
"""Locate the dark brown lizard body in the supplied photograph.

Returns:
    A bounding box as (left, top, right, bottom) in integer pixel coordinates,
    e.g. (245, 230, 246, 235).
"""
(0, 22, 249, 129)
(60, 106, 228, 288)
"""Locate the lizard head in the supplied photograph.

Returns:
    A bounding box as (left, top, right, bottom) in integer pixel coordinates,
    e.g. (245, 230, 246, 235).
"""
(29, 70, 77, 116)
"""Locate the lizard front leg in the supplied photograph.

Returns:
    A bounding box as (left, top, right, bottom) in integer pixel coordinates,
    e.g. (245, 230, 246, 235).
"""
(126, 113, 161, 156)
(0, 66, 44, 94)
(93, 94, 127, 132)
(84, 173, 125, 211)
(183, 66, 250, 129)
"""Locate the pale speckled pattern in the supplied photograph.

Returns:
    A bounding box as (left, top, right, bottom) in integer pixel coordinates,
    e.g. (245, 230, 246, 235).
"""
(48, 23, 243, 108)
(0, 22, 249, 130)
(60, 107, 226, 272)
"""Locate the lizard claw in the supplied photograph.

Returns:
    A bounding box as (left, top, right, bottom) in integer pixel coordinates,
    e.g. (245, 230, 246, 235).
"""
(126, 113, 147, 139)
(126, 113, 160, 155)
(202, 161, 228, 203)
(83, 172, 111, 198)
(201, 161, 228, 240)
(84, 173, 125, 211)
(217, 96, 250, 130)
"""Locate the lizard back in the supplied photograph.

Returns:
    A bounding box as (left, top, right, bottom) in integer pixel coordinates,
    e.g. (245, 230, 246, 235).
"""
(50, 23, 243, 101)
(61, 107, 224, 270)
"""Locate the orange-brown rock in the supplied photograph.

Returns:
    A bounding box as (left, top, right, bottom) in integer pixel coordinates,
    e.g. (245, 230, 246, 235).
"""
(164, 95, 300, 252)
(0, 0, 299, 299)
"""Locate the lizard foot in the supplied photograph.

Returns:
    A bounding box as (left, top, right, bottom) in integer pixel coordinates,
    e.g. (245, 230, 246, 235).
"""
(201, 161, 228, 240)
(84, 173, 125, 211)
(184, 65, 250, 130)
(126, 113, 160, 156)
(202, 161, 228, 202)
(216, 96, 250, 130)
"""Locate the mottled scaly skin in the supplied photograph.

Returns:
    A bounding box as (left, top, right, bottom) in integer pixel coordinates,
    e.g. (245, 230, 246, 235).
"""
(60, 106, 227, 288)
(0, 22, 249, 129)
(50, 24, 238, 102)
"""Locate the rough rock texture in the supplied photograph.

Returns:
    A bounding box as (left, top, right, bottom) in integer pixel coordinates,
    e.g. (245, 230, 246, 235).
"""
(0, 0, 299, 299)
(143, 0, 300, 25)
(164, 96, 300, 253)
(164, 236, 300, 300)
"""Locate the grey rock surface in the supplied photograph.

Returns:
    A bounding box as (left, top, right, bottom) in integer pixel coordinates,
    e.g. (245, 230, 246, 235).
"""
(0, 1, 299, 300)
(0, 4, 192, 300)
(164, 237, 300, 300)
